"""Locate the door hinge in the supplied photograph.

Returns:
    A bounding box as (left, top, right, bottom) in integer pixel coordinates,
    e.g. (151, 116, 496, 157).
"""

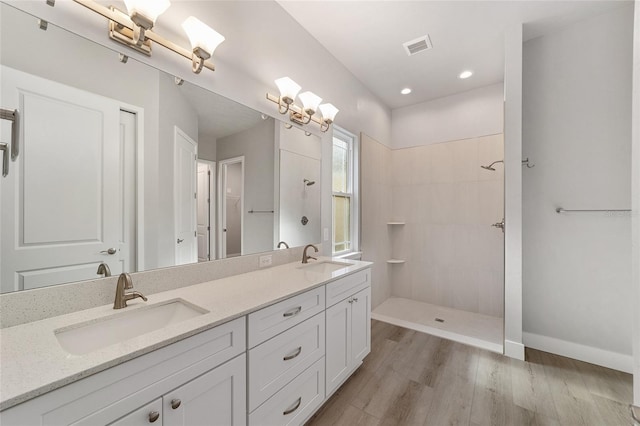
(208, 170, 211, 176)
(194, 231, 197, 237)
(207, 226, 210, 231)
(194, 192, 197, 199)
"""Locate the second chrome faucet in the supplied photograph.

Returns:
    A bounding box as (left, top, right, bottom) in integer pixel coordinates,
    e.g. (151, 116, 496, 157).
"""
(302, 244, 318, 264)
(114, 273, 147, 309)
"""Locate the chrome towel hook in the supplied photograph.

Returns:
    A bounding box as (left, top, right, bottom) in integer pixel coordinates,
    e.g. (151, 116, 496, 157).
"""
(522, 157, 534, 168)
(0, 108, 19, 161)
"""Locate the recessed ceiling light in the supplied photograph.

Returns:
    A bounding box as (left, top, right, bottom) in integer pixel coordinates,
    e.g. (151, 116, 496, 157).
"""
(401, 88, 412, 95)
(459, 70, 473, 79)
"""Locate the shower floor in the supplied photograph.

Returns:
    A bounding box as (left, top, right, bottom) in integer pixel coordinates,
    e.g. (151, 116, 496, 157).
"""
(371, 297, 503, 353)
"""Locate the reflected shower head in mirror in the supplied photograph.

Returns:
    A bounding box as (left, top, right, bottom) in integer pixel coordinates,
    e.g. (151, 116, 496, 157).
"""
(481, 160, 503, 171)
(304, 179, 316, 186)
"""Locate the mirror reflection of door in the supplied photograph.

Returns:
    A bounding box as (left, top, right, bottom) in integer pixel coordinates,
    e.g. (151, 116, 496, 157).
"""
(174, 127, 198, 265)
(0, 66, 137, 292)
(218, 157, 244, 258)
(197, 160, 215, 262)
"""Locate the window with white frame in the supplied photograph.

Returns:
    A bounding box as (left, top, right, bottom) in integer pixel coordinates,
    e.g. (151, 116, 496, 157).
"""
(332, 127, 359, 254)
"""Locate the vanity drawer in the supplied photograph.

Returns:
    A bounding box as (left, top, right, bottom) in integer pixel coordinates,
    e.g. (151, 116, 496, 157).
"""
(248, 357, 325, 426)
(248, 287, 324, 348)
(326, 269, 370, 307)
(248, 312, 325, 412)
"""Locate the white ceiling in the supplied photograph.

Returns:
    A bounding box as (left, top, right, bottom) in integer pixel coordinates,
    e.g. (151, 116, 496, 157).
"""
(178, 81, 264, 139)
(278, 0, 630, 109)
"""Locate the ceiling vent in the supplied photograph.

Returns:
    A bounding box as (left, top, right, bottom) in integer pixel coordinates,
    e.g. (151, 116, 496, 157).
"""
(403, 35, 433, 56)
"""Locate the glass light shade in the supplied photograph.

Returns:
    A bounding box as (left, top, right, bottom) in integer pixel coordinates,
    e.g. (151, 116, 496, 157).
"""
(182, 17, 225, 57)
(319, 103, 339, 122)
(123, 0, 170, 24)
(298, 91, 322, 113)
(274, 77, 301, 102)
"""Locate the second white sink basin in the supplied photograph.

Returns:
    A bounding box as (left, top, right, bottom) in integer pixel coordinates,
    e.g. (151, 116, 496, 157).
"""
(298, 261, 352, 274)
(55, 299, 208, 355)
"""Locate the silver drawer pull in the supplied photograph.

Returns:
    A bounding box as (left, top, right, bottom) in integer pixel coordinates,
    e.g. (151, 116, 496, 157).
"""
(283, 397, 302, 416)
(148, 411, 160, 423)
(353, 297, 358, 302)
(283, 306, 301, 318)
(171, 399, 181, 409)
(283, 346, 302, 361)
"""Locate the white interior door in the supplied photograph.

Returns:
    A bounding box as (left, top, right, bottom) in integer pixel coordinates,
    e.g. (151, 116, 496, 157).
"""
(218, 157, 244, 259)
(197, 160, 215, 262)
(174, 126, 197, 266)
(0, 66, 125, 292)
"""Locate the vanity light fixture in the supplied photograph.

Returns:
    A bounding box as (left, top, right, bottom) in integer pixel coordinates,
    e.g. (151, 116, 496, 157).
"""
(71, 0, 224, 74)
(266, 77, 339, 132)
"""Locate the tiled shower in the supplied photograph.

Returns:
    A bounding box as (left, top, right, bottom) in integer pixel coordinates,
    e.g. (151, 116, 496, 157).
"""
(362, 134, 505, 350)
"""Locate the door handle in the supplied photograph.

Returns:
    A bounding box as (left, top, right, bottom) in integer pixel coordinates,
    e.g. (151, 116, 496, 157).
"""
(177, 238, 184, 244)
(0, 143, 8, 177)
(100, 248, 117, 255)
(0, 108, 18, 161)
(491, 218, 505, 232)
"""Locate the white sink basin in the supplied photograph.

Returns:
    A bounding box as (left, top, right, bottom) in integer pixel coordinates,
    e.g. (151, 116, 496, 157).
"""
(55, 299, 208, 355)
(298, 261, 352, 274)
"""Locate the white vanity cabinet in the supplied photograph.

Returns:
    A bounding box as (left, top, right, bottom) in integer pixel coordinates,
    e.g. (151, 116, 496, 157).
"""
(0, 265, 374, 426)
(247, 287, 326, 425)
(0, 318, 246, 426)
(325, 272, 371, 397)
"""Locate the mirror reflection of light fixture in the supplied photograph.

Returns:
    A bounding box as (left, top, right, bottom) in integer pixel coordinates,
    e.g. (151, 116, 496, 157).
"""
(266, 78, 339, 132)
(72, 0, 223, 74)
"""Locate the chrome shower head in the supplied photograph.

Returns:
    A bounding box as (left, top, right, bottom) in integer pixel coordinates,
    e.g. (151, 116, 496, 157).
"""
(304, 179, 315, 186)
(481, 160, 503, 171)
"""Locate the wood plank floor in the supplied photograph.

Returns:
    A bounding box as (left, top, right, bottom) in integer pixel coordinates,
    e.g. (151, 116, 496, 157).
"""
(306, 320, 633, 426)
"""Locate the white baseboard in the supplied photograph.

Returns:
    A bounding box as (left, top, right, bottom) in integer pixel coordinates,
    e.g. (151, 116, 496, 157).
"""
(504, 339, 525, 360)
(523, 332, 633, 373)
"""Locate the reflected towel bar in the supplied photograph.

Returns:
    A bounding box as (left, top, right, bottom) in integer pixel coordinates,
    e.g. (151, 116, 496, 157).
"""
(248, 209, 274, 214)
(556, 207, 631, 214)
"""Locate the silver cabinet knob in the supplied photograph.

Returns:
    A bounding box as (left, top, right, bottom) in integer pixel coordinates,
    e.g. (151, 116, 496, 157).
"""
(171, 399, 181, 409)
(353, 297, 358, 302)
(148, 411, 160, 423)
(100, 248, 116, 255)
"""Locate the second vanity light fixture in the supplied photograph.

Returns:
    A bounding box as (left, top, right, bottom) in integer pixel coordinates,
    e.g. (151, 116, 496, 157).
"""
(72, 0, 224, 74)
(266, 77, 339, 132)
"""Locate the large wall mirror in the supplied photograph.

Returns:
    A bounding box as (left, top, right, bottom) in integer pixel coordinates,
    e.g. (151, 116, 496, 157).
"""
(0, 3, 322, 294)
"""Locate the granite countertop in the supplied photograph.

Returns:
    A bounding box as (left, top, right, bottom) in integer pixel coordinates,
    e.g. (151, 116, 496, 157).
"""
(0, 257, 372, 411)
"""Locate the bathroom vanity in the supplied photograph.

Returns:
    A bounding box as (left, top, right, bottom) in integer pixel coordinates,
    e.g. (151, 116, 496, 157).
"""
(0, 259, 371, 426)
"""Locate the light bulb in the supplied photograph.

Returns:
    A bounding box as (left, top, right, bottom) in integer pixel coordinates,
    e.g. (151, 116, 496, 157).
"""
(298, 91, 322, 114)
(274, 77, 301, 103)
(123, 0, 170, 25)
(182, 17, 225, 57)
(319, 103, 339, 122)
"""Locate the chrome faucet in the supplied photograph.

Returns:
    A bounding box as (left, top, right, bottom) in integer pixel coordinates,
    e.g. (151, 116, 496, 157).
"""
(113, 273, 147, 309)
(97, 263, 111, 277)
(277, 241, 289, 249)
(302, 244, 318, 264)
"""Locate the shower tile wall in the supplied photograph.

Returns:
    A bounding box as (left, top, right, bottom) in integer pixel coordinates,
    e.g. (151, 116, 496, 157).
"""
(390, 134, 504, 317)
(360, 134, 393, 308)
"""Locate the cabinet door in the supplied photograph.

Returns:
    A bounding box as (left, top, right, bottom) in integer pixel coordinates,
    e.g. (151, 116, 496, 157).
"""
(351, 287, 371, 365)
(163, 354, 246, 426)
(325, 298, 351, 396)
(108, 399, 162, 426)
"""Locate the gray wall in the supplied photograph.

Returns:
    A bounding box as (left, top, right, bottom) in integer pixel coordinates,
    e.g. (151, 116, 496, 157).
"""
(217, 119, 275, 255)
(522, 5, 633, 370)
